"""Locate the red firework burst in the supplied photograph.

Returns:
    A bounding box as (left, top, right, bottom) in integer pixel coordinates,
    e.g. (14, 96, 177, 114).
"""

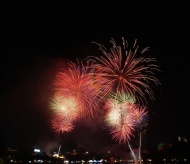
(88, 37, 160, 104)
(130, 105, 148, 127)
(51, 113, 75, 133)
(54, 60, 102, 119)
(109, 114, 135, 143)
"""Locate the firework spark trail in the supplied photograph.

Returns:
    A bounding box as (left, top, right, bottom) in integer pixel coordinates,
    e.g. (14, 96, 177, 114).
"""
(54, 60, 103, 119)
(88, 37, 160, 105)
(129, 105, 148, 162)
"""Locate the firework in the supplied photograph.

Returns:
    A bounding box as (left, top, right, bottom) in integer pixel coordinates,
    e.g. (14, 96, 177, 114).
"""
(129, 105, 148, 162)
(104, 92, 149, 143)
(88, 37, 160, 104)
(50, 95, 80, 122)
(54, 60, 102, 119)
(104, 92, 137, 142)
(104, 92, 136, 127)
(104, 103, 121, 127)
(51, 113, 75, 133)
(109, 115, 135, 143)
(130, 105, 148, 127)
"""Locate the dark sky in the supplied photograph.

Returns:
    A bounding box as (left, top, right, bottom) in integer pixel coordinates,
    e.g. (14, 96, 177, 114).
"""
(1, 1, 189, 156)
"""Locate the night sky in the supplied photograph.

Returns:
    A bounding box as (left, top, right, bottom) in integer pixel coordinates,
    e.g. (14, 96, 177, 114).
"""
(1, 1, 189, 156)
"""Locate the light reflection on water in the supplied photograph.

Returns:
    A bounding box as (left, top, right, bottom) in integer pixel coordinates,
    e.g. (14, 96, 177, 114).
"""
(113, 162, 188, 164)
(86, 160, 189, 164)
(55, 158, 189, 164)
(110, 161, 186, 163)
(81, 160, 189, 164)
